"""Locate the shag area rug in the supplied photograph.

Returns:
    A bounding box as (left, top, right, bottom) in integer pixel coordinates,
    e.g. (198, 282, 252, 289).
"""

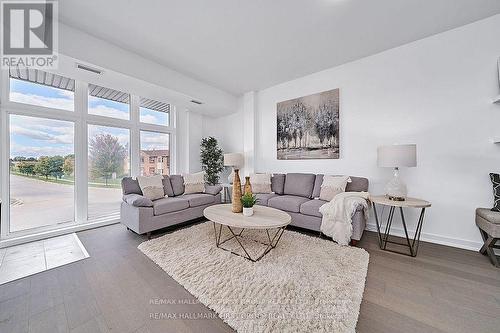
(138, 222, 369, 333)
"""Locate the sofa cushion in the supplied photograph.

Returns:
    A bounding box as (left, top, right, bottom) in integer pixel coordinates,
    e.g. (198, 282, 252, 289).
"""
(346, 176, 369, 192)
(180, 193, 215, 207)
(153, 197, 189, 215)
(162, 176, 175, 197)
(300, 199, 328, 218)
(312, 175, 323, 198)
(122, 177, 142, 195)
(169, 175, 185, 196)
(283, 173, 316, 198)
(476, 208, 500, 224)
(271, 174, 285, 195)
(268, 195, 310, 213)
(255, 193, 278, 206)
(123, 194, 153, 207)
(313, 175, 369, 195)
(137, 175, 165, 200)
(205, 184, 222, 195)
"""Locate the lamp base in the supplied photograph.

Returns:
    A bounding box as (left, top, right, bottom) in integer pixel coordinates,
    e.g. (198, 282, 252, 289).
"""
(384, 167, 407, 200)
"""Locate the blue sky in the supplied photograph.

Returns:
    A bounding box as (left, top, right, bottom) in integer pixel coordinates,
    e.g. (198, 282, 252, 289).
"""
(9, 79, 170, 158)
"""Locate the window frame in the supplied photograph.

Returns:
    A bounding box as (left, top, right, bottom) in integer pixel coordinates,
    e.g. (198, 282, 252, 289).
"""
(0, 70, 177, 241)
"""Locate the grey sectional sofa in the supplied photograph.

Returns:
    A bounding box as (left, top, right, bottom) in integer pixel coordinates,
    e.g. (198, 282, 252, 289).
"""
(120, 175, 222, 238)
(256, 173, 369, 244)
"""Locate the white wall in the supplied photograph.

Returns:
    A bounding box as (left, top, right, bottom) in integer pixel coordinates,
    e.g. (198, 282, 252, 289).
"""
(207, 15, 500, 250)
(203, 99, 245, 181)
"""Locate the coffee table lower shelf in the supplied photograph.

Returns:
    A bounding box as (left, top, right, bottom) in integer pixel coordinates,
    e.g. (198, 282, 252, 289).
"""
(212, 222, 286, 262)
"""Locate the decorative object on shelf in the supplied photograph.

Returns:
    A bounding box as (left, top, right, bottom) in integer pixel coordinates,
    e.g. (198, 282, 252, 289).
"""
(224, 153, 244, 184)
(377, 144, 417, 201)
(200, 137, 224, 185)
(224, 153, 244, 213)
(277, 88, 340, 160)
(244, 176, 252, 195)
(240, 192, 258, 217)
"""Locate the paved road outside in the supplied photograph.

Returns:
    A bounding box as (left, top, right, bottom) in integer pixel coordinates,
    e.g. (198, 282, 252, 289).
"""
(9, 175, 122, 232)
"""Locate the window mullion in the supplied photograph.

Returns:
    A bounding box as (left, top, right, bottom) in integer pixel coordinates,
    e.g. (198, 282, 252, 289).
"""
(75, 80, 88, 223)
(130, 94, 140, 177)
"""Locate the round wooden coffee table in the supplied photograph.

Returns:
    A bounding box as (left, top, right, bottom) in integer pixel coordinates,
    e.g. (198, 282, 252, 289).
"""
(203, 204, 291, 262)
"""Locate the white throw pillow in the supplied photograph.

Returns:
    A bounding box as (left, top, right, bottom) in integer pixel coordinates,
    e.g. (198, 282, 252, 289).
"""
(183, 171, 206, 194)
(319, 175, 352, 201)
(250, 173, 272, 193)
(137, 175, 165, 200)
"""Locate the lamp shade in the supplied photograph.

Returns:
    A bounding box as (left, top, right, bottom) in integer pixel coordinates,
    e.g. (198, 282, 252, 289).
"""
(224, 153, 244, 167)
(377, 144, 417, 168)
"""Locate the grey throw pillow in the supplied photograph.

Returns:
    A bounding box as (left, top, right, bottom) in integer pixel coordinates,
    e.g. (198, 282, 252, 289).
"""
(122, 177, 142, 195)
(490, 173, 500, 212)
(271, 174, 286, 195)
(205, 184, 223, 195)
(123, 194, 153, 207)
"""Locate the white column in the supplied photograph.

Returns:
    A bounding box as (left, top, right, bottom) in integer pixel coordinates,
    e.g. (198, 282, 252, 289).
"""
(242, 91, 256, 176)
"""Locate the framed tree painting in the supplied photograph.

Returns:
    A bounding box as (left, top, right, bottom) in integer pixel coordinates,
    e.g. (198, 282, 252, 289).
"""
(277, 88, 339, 160)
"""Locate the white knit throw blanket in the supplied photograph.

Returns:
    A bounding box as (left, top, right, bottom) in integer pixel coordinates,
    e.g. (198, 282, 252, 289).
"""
(319, 192, 370, 246)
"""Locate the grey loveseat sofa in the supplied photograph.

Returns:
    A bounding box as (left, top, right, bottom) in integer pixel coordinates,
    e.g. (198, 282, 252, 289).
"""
(120, 175, 222, 238)
(255, 173, 369, 244)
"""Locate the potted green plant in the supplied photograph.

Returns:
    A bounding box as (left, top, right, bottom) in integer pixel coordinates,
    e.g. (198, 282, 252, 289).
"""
(240, 192, 258, 217)
(200, 137, 224, 185)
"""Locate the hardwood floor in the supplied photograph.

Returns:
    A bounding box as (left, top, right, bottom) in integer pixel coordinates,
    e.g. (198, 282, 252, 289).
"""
(0, 222, 499, 333)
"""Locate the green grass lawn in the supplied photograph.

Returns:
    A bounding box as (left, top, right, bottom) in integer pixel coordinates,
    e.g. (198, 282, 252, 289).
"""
(11, 171, 122, 188)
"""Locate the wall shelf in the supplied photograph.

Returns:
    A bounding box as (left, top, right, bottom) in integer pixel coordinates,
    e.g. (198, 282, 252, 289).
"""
(493, 95, 500, 104)
(492, 137, 500, 144)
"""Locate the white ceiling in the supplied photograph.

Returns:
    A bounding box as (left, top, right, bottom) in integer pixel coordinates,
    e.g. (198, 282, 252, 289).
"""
(59, 0, 500, 96)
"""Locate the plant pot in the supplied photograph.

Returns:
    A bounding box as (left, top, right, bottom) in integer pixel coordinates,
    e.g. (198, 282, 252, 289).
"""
(242, 207, 254, 217)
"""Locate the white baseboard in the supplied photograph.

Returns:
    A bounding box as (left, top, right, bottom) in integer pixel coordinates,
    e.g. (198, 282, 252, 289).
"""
(365, 223, 482, 252)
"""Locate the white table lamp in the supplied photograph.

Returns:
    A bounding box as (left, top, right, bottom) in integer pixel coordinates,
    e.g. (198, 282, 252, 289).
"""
(224, 153, 244, 184)
(377, 144, 417, 201)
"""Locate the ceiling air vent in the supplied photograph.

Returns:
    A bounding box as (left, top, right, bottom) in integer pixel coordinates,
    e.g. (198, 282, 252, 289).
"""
(190, 99, 203, 105)
(76, 63, 102, 75)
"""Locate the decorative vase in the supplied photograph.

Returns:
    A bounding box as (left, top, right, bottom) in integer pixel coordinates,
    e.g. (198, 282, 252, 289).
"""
(244, 176, 252, 195)
(232, 169, 243, 213)
(243, 207, 254, 217)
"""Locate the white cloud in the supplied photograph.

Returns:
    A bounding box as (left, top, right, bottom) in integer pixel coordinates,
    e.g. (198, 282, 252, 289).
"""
(88, 105, 129, 120)
(141, 132, 169, 150)
(140, 114, 159, 124)
(10, 116, 74, 144)
(10, 91, 74, 111)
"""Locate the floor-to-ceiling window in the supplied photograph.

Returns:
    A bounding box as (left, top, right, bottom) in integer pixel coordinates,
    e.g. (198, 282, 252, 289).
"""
(9, 115, 75, 232)
(88, 125, 130, 220)
(1, 67, 175, 239)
